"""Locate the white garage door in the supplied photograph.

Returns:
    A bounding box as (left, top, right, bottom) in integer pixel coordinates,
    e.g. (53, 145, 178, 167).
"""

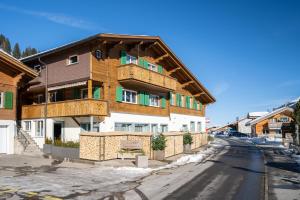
(0, 125, 8, 154)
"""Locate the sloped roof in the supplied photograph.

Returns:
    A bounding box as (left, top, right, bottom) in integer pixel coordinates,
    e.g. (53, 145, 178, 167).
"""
(248, 112, 269, 118)
(248, 106, 294, 126)
(20, 33, 216, 103)
(0, 49, 38, 77)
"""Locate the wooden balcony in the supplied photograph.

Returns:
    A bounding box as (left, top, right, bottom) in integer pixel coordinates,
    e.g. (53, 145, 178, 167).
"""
(268, 122, 283, 129)
(21, 99, 108, 119)
(117, 64, 177, 92)
(170, 106, 204, 117)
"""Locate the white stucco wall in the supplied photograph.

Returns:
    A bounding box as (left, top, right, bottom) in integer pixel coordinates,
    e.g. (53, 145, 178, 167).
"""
(238, 118, 252, 134)
(169, 113, 206, 132)
(0, 120, 16, 154)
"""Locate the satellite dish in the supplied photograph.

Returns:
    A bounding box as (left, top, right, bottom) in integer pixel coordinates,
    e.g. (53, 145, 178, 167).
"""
(95, 50, 102, 59)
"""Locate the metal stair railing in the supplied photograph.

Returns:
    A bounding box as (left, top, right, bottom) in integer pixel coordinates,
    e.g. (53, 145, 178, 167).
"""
(16, 126, 30, 150)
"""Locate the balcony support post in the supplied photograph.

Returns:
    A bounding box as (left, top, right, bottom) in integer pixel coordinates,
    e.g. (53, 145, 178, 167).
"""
(88, 80, 93, 99)
(90, 116, 94, 132)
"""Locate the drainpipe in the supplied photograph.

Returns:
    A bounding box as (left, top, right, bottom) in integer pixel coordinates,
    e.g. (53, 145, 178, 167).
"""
(38, 57, 48, 142)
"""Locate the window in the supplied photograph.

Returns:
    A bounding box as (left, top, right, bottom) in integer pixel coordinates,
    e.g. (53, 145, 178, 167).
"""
(280, 117, 289, 123)
(35, 120, 44, 137)
(34, 65, 41, 73)
(190, 121, 195, 132)
(115, 123, 133, 132)
(80, 123, 99, 132)
(197, 122, 202, 133)
(148, 63, 158, 72)
(81, 88, 88, 99)
(24, 121, 31, 131)
(36, 94, 45, 104)
(68, 55, 79, 65)
(170, 93, 175, 106)
(181, 96, 185, 107)
(134, 124, 150, 132)
(126, 54, 137, 64)
(151, 124, 159, 134)
(182, 124, 188, 132)
(160, 124, 168, 133)
(49, 90, 64, 102)
(0, 92, 3, 108)
(149, 94, 159, 107)
(122, 89, 137, 104)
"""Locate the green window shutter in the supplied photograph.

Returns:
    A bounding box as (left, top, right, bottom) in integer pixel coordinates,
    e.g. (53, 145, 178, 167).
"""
(138, 58, 144, 67)
(158, 65, 163, 74)
(139, 92, 145, 105)
(143, 60, 149, 69)
(4, 91, 13, 109)
(179, 94, 182, 107)
(169, 92, 173, 105)
(144, 92, 150, 106)
(93, 87, 101, 99)
(193, 97, 197, 110)
(161, 97, 166, 108)
(199, 102, 203, 111)
(120, 50, 127, 65)
(185, 96, 190, 108)
(116, 86, 123, 102)
(176, 93, 180, 106)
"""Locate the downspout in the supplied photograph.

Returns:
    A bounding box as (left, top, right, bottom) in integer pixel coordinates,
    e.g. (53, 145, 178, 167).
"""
(38, 57, 48, 142)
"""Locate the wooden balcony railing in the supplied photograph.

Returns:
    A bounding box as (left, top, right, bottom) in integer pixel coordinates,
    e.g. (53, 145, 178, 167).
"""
(21, 99, 108, 119)
(117, 64, 177, 91)
(268, 122, 283, 129)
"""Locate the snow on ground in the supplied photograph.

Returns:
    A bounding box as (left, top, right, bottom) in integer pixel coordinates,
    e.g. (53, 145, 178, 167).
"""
(236, 136, 284, 147)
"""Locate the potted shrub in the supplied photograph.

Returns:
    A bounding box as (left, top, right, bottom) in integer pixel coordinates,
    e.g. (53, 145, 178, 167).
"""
(152, 134, 167, 160)
(183, 133, 193, 153)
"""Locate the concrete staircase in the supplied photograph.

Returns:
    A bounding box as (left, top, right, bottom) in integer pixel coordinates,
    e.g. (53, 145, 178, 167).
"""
(15, 128, 43, 156)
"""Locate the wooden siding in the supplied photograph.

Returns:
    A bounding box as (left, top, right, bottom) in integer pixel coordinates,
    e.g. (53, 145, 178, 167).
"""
(117, 64, 177, 91)
(21, 99, 108, 119)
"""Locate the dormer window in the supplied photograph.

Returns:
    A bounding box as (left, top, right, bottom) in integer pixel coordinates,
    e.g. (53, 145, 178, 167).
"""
(68, 55, 79, 65)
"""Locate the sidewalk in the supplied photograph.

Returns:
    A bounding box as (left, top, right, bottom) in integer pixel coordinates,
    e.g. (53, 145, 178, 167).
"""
(262, 146, 300, 200)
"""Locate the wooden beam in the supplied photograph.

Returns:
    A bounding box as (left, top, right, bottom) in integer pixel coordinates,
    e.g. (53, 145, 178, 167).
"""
(194, 92, 205, 97)
(145, 42, 158, 51)
(154, 54, 169, 62)
(88, 80, 93, 99)
(182, 80, 194, 87)
(168, 67, 181, 74)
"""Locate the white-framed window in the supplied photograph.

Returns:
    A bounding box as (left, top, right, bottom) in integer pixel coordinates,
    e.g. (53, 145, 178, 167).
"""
(134, 124, 150, 132)
(80, 123, 99, 132)
(151, 124, 159, 134)
(182, 124, 188, 132)
(148, 63, 158, 72)
(0, 92, 4, 108)
(197, 122, 202, 133)
(122, 89, 137, 104)
(68, 55, 79, 65)
(115, 123, 133, 132)
(280, 117, 289, 123)
(171, 93, 175, 106)
(149, 94, 159, 107)
(81, 88, 88, 99)
(160, 124, 168, 133)
(190, 121, 195, 132)
(35, 120, 44, 137)
(126, 54, 137, 64)
(24, 121, 31, 131)
(181, 96, 185, 107)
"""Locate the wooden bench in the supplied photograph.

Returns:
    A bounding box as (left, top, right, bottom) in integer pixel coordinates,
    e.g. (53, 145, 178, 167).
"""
(117, 140, 143, 160)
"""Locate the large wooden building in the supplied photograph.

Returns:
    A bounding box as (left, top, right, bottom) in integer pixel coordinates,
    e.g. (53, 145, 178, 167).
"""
(0, 50, 37, 154)
(19, 34, 215, 147)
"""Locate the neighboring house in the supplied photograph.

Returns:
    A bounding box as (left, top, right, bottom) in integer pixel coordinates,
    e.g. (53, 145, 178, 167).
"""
(237, 112, 269, 135)
(0, 49, 38, 154)
(19, 34, 216, 148)
(248, 103, 296, 138)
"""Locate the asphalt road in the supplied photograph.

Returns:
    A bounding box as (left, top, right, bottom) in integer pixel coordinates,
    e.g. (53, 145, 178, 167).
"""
(165, 138, 265, 200)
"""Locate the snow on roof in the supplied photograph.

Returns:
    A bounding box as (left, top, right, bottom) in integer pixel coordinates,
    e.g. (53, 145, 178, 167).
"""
(248, 112, 269, 117)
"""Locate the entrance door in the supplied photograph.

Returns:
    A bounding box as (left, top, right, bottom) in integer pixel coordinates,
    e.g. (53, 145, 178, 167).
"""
(53, 122, 64, 141)
(0, 125, 8, 154)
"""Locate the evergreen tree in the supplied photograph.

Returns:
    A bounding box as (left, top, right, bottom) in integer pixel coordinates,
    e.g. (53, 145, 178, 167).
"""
(12, 43, 21, 59)
(5, 38, 12, 54)
(22, 47, 38, 58)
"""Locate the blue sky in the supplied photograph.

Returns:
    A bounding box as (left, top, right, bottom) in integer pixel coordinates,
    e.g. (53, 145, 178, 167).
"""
(1, 0, 299, 126)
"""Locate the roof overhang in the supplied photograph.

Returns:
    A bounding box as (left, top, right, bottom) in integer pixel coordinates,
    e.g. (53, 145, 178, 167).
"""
(21, 33, 216, 104)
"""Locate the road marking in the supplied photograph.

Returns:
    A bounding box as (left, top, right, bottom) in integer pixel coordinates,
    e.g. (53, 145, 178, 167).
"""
(26, 191, 38, 197)
(0, 188, 16, 195)
(43, 195, 63, 200)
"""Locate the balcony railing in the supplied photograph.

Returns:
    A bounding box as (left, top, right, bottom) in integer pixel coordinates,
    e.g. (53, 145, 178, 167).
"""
(117, 64, 177, 91)
(21, 99, 108, 119)
(268, 122, 283, 129)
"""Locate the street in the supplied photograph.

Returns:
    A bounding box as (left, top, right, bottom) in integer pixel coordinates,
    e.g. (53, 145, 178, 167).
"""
(164, 138, 265, 200)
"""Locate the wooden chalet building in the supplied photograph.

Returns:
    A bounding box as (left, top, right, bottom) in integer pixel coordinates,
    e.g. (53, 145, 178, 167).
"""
(0, 50, 38, 154)
(19, 34, 215, 148)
